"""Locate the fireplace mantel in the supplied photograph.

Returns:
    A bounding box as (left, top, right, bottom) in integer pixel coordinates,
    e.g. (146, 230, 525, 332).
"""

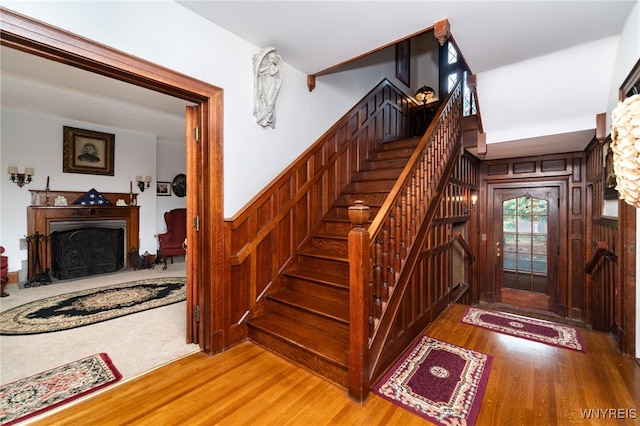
(27, 193, 140, 280)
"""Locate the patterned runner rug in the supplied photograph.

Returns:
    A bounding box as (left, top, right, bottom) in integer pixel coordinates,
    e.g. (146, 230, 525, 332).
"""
(0, 353, 121, 425)
(373, 336, 492, 425)
(461, 307, 585, 352)
(0, 277, 185, 335)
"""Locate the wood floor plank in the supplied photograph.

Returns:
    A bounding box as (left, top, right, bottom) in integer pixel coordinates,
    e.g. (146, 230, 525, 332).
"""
(27, 303, 640, 425)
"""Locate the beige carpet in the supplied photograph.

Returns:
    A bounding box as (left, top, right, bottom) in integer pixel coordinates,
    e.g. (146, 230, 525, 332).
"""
(0, 260, 200, 386)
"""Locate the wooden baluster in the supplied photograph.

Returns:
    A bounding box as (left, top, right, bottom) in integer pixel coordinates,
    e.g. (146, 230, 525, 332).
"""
(409, 172, 416, 236)
(388, 212, 397, 279)
(374, 237, 384, 304)
(382, 219, 391, 300)
(400, 191, 408, 261)
(394, 202, 402, 272)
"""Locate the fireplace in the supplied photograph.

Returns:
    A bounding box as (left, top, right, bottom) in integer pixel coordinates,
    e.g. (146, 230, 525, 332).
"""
(26, 192, 140, 282)
(50, 226, 125, 279)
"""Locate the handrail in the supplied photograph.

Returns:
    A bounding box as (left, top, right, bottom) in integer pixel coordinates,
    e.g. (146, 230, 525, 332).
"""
(452, 232, 475, 262)
(585, 241, 616, 275)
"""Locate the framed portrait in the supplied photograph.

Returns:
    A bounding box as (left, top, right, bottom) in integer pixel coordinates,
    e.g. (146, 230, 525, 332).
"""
(603, 140, 618, 200)
(157, 181, 172, 196)
(63, 126, 115, 176)
(395, 39, 410, 87)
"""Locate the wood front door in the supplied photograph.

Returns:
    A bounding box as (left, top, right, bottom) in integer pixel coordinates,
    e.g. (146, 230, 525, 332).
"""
(493, 186, 560, 313)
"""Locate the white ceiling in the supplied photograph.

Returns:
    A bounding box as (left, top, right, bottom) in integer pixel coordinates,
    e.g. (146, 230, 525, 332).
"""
(1, 1, 636, 156)
(178, 0, 634, 75)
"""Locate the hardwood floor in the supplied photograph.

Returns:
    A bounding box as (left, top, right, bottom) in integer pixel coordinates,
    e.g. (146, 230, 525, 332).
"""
(31, 303, 640, 425)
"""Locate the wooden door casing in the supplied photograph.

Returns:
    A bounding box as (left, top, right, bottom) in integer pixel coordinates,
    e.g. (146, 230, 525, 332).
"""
(492, 186, 560, 313)
(1, 9, 224, 354)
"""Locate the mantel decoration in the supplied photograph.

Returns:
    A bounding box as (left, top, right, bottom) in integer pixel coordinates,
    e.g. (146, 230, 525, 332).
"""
(252, 47, 284, 129)
(63, 126, 115, 176)
(610, 93, 640, 208)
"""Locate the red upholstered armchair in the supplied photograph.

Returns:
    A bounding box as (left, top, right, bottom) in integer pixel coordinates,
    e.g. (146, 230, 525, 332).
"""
(158, 208, 187, 270)
(1, 246, 9, 297)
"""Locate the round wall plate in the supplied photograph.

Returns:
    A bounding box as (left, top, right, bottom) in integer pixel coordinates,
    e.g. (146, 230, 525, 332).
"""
(172, 174, 186, 197)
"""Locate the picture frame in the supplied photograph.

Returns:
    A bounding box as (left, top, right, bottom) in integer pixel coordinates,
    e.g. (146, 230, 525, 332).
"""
(396, 39, 410, 87)
(63, 126, 115, 176)
(157, 181, 172, 196)
(603, 140, 618, 200)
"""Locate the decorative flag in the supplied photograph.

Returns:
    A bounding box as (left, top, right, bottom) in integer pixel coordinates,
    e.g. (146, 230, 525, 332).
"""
(73, 188, 111, 205)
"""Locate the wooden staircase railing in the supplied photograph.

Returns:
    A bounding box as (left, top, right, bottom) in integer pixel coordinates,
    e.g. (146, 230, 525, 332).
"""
(585, 241, 616, 275)
(348, 81, 464, 400)
(224, 79, 419, 348)
(453, 231, 476, 262)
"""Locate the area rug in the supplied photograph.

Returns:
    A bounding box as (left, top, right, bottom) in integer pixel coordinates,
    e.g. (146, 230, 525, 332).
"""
(461, 307, 585, 352)
(0, 277, 185, 335)
(373, 336, 492, 425)
(0, 353, 122, 425)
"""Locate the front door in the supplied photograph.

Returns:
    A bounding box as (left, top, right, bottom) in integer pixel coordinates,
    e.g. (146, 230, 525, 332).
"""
(493, 187, 559, 313)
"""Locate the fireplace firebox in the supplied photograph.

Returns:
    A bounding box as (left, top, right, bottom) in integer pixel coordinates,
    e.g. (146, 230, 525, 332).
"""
(51, 227, 124, 279)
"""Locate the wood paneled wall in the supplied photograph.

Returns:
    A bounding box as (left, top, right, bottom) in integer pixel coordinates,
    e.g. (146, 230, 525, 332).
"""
(479, 152, 587, 322)
(223, 80, 418, 347)
(584, 138, 623, 338)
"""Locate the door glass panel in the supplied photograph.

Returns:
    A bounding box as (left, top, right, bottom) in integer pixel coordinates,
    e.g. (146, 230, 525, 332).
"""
(502, 194, 548, 293)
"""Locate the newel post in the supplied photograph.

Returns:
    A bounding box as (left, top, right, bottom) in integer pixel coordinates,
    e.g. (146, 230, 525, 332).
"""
(348, 200, 371, 401)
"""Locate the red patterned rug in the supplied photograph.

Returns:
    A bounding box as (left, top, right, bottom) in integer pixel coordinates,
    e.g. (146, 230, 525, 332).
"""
(461, 307, 585, 352)
(373, 336, 492, 425)
(0, 353, 121, 425)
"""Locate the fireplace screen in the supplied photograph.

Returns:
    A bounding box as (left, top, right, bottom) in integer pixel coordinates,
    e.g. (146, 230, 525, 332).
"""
(50, 227, 124, 280)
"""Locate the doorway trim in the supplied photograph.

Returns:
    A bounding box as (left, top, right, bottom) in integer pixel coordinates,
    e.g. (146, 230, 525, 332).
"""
(486, 179, 568, 316)
(0, 8, 224, 354)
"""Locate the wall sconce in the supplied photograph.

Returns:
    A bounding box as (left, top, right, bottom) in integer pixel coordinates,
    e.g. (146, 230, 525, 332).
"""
(8, 166, 34, 188)
(471, 194, 478, 209)
(415, 85, 436, 105)
(136, 176, 151, 192)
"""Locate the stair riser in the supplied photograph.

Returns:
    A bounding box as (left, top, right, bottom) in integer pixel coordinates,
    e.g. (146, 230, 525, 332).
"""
(267, 300, 349, 342)
(350, 180, 395, 192)
(356, 168, 403, 181)
(370, 148, 415, 160)
(340, 192, 388, 206)
(298, 256, 349, 277)
(311, 237, 348, 256)
(379, 138, 420, 150)
(283, 276, 348, 304)
(364, 158, 409, 170)
(248, 327, 348, 388)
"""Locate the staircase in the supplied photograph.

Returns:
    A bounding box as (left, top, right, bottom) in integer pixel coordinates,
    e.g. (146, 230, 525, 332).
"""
(247, 137, 420, 388)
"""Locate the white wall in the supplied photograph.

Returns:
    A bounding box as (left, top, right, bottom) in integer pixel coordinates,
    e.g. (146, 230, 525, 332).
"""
(156, 140, 187, 235)
(0, 108, 160, 272)
(478, 37, 620, 145)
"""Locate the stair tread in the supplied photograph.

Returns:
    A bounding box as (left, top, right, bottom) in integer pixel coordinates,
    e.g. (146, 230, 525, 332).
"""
(270, 289, 349, 322)
(301, 247, 348, 261)
(284, 268, 349, 288)
(249, 315, 349, 366)
(312, 233, 348, 241)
